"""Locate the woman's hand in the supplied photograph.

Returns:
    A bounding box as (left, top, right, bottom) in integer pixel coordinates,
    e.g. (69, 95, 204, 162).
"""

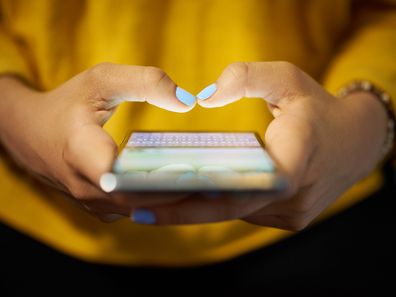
(136, 62, 388, 230)
(0, 63, 195, 222)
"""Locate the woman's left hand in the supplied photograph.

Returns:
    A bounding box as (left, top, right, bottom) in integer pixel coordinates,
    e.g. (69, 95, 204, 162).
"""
(131, 62, 388, 230)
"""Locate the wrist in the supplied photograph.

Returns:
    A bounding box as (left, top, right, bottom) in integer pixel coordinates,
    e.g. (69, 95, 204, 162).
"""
(0, 75, 41, 153)
(338, 80, 395, 163)
(341, 90, 389, 164)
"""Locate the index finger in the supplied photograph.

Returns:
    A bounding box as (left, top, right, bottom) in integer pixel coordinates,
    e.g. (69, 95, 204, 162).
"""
(83, 63, 196, 113)
(197, 61, 316, 109)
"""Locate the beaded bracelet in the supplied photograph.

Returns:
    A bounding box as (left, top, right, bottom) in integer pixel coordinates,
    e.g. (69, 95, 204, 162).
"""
(337, 80, 395, 161)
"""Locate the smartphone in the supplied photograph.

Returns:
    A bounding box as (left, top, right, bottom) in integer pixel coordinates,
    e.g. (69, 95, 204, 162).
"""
(100, 131, 288, 193)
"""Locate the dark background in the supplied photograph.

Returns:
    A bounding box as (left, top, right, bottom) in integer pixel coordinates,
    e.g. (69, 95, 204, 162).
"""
(1, 162, 395, 297)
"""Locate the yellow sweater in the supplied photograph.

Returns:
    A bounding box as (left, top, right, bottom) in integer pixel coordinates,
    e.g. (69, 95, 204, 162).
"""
(0, 0, 395, 267)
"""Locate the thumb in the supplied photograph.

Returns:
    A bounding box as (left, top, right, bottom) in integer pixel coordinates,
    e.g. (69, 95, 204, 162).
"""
(264, 114, 315, 194)
(64, 124, 117, 185)
(197, 62, 317, 194)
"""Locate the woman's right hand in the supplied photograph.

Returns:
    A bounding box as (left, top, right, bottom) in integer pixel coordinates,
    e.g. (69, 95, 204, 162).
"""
(0, 63, 195, 221)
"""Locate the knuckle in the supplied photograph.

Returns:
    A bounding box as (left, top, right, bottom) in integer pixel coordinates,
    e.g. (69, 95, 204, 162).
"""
(275, 61, 306, 91)
(276, 61, 301, 76)
(222, 62, 250, 96)
(224, 62, 249, 81)
(143, 66, 168, 87)
(86, 62, 114, 82)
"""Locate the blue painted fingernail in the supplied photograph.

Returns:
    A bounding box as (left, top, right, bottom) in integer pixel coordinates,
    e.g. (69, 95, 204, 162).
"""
(131, 209, 156, 224)
(197, 83, 217, 100)
(176, 86, 196, 106)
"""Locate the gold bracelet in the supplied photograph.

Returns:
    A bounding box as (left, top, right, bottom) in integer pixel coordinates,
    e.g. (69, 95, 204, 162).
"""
(337, 80, 395, 160)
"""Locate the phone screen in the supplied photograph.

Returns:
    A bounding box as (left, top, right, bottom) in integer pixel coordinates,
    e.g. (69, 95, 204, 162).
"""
(100, 132, 286, 192)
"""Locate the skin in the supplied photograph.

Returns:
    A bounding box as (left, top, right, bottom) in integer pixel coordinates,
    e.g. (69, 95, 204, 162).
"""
(0, 62, 388, 230)
(0, 63, 195, 222)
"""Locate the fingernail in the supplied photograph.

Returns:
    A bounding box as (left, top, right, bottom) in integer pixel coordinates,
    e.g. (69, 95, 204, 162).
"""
(176, 86, 196, 106)
(197, 83, 217, 100)
(131, 209, 156, 224)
